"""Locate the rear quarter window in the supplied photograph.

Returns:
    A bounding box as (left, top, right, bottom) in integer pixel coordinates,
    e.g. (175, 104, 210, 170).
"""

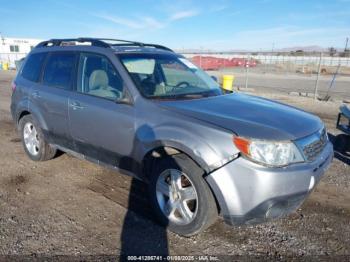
(21, 52, 47, 82)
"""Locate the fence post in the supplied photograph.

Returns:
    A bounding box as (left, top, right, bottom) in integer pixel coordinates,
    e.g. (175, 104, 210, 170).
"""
(314, 52, 323, 100)
(245, 56, 250, 89)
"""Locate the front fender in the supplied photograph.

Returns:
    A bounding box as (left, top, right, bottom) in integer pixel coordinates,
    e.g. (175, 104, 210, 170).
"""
(135, 122, 236, 173)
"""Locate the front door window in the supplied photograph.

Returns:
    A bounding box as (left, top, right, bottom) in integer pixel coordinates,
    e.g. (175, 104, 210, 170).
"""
(78, 53, 124, 101)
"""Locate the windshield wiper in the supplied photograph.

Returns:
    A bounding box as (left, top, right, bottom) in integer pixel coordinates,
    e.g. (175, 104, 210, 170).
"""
(179, 90, 218, 98)
(179, 93, 205, 98)
(150, 90, 219, 100)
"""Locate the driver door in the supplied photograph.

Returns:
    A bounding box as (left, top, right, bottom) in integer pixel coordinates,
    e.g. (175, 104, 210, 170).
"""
(68, 52, 135, 170)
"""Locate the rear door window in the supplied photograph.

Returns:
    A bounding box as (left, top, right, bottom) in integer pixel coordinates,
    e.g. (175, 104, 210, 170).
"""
(21, 52, 47, 82)
(43, 53, 76, 90)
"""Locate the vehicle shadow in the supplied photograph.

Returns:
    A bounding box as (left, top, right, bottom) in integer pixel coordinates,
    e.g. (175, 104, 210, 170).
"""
(119, 178, 169, 256)
(119, 124, 169, 257)
(327, 133, 350, 165)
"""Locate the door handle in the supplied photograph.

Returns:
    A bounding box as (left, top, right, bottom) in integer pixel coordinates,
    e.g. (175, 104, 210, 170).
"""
(32, 91, 41, 99)
(69, 101, 85, 110)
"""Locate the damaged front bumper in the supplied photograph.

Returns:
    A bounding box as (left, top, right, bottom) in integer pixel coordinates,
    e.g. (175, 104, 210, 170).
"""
(205, 142, 333, 225)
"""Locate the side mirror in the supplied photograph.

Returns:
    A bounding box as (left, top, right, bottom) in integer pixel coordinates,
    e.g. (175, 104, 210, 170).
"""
(116, 96, 132, 105)
(115, 89, 133, 105)
(211, 76, 218, 82)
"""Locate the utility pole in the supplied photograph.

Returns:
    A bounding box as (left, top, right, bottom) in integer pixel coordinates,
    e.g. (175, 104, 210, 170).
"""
(325, 37, 349, 99)
(345, 37, 348, 52)
(314, 52, 323, 100)
(245, 55, 250, 89)
(0, 32, 5, 46)
(270, 42, 275, 66)
(345, 37, 350, 60)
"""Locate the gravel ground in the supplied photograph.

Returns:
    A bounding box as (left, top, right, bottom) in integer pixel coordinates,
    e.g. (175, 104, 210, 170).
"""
(0, 71, 349, 260)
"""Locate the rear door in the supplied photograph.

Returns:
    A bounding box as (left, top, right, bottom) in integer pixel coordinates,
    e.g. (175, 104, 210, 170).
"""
(68, 52, 136, 170)
(34, 52, 77, 149)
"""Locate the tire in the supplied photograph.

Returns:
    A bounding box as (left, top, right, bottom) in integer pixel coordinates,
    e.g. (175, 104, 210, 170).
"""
(19, 115, 56, 161)
(149, 154, 218, 236)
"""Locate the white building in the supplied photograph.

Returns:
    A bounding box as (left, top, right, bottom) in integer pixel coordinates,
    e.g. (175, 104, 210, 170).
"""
(0, 36, 42, 68)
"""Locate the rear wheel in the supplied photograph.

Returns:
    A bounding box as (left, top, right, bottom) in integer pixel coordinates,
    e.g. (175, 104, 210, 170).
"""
(149, 154, 218, 236)
(19, 115, 56, 161)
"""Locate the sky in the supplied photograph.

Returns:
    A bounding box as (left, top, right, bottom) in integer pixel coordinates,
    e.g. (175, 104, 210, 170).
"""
(0, 0, 349, 51)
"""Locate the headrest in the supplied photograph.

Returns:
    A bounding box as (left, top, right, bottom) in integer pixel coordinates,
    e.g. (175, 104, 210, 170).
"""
(89, 70, 108, 90)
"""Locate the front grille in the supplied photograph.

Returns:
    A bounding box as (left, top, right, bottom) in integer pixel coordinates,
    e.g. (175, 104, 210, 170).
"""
(300, 128, 327, 161)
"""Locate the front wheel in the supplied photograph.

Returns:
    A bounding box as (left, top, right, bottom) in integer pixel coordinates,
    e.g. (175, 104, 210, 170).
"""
(149, 154, 218, 236)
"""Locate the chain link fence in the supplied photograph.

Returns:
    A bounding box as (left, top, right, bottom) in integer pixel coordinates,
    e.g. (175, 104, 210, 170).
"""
(182, 52, 350, 101)
(1, 51, 349, 101)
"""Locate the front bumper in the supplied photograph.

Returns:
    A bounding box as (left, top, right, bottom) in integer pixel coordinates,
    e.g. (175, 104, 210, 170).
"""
(205, 142, 333, 225)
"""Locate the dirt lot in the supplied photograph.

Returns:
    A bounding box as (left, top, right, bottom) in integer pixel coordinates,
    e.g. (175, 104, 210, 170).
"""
(0, 71, 349, 259)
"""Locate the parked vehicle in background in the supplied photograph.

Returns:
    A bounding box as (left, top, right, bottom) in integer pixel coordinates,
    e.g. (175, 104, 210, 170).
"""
(11, 38, 333, 236)
(335, 104, 350, 152)
(243, 59, 257, 67)
(231, 58, 244, 66)
(191, 56, 257, 70)
(191, 55, 221, 70)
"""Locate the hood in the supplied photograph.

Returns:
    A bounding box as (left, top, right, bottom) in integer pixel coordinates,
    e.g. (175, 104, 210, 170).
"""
(158, 93, 323, 141)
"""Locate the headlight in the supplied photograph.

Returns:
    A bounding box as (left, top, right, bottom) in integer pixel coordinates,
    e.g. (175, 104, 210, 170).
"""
(233, 137, 304, 167)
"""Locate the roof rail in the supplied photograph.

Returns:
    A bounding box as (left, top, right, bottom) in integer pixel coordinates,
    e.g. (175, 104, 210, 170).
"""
(35, 37, 173, 52)
(36, 38, 110, 48)
(82, 38, 173, 52)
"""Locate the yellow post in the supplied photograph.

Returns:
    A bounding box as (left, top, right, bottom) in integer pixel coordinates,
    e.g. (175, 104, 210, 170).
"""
(2, 62, 9, 71)
(222, 75, 234, 92)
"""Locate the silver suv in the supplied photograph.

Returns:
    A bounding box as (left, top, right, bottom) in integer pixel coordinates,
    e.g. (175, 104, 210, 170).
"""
(11, 38, 333, 236)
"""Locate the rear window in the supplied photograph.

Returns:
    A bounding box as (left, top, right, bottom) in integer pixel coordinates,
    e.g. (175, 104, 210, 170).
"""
(43, 53, 76, 90)
(21, 52, 47, 82)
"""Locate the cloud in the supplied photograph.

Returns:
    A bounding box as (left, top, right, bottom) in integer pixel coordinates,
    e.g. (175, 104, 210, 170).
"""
(210, 5, 229, 12)
(93, 9, 198, 32)
(169, 10, 199, 21)
(141, 16, 166, 29)
(92, 14, 145, 29)
(91, 13, 167, 30)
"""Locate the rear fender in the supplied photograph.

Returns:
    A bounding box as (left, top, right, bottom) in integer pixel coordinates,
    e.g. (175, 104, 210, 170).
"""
(16, 100, 48, 131)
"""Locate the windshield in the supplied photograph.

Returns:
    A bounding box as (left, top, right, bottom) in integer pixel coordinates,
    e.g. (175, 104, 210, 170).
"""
(118, 53, 222, 99)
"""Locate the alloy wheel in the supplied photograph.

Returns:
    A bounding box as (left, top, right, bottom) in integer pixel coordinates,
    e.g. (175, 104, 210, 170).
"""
(23, 122, 40, 156)
(156, 169, 198, 225)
